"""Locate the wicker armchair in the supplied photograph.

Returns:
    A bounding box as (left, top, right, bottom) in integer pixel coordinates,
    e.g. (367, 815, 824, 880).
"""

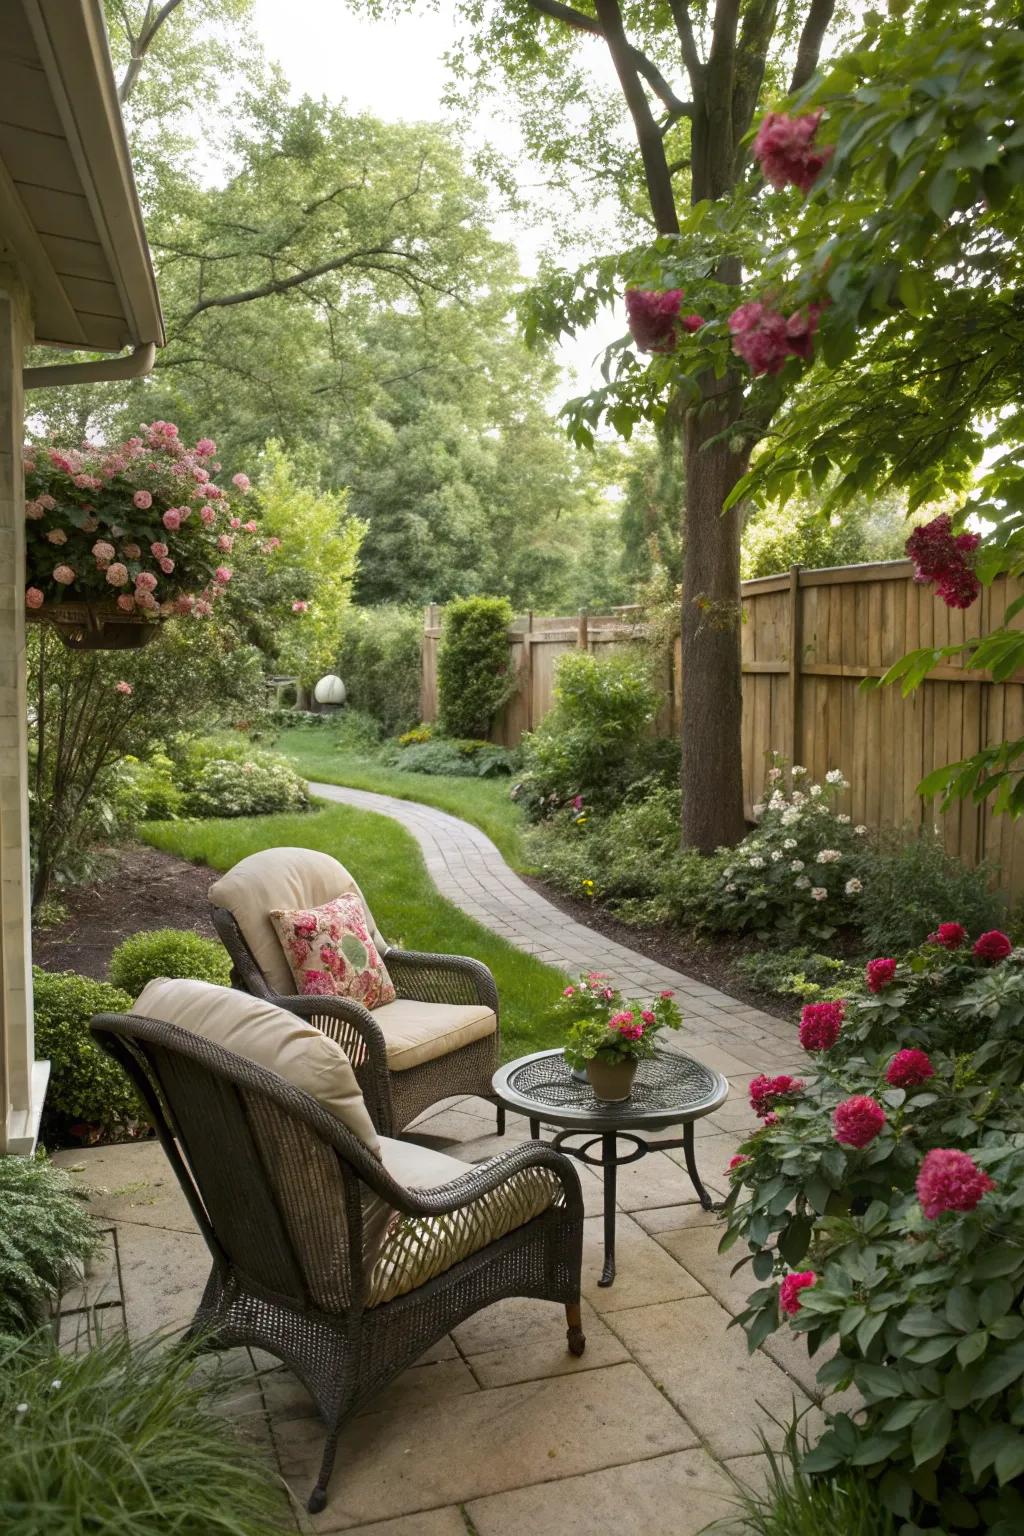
(91, 1003, 586, 1515)
(208, 847, 503, 1133)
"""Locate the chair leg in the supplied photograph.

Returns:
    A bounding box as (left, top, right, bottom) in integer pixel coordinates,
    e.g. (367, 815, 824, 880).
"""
(308, 1425, 342, 1514)
(496, 1103, 506, 1136)
(565, 1300, 586, 1357)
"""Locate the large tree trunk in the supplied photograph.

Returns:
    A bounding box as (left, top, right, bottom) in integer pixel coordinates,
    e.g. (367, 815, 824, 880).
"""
(679, 377, 749, 851)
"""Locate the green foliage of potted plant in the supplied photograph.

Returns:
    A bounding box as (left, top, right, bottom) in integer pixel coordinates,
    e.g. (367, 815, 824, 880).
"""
(559, 971, 682, 1101)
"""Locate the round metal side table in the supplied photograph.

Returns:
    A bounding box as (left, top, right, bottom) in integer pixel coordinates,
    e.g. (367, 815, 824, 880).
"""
(492, 1047, 728, 1287)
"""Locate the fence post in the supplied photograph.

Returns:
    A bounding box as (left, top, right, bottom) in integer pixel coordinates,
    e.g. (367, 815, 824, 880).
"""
(524, 610, 534, 730)
(788, 565, 803, 765)
(421, 602, 438, 723)
(577, 609, 588, 651)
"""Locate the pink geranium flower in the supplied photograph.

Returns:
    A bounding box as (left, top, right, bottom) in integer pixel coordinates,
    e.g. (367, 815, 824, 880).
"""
(779, 1270, 817, 1315)
(625, 288, 683, 353)
(728, 1154, 748, 1172)
(749, 1073, 805, 1118)
(886, 1049, 934, 1089)
(916, 1148, 995, 1219)
(973, 930, 1012, 964)
(865, 957, 897, 993)
(833, 1095, 886, 1148)
(799, 1000, 844, 1052)
(928, 921, 966, 950)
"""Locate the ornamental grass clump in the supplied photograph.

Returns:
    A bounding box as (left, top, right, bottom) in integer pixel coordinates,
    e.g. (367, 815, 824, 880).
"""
(708, 757, 865, 940)
(720, 923, 1024, 1531)
(0, 1157, 98, 1333)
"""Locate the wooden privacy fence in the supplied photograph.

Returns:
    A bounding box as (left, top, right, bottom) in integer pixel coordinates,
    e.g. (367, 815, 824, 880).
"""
(420, 561, 1024, 895)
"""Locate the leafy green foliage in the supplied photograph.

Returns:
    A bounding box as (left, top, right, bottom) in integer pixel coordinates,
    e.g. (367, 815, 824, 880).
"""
(722, 936, 1024, 1531)
(121, 752, 184, 822)
(0, 1328, 286, 1536)
(718, 1418, 897, 1535)
(336, 605, 421, 736)
(516, 650, 668, 817)
(32, 969, 139, 1141)
(108, 930, 232, 997)
(526, 784, 686, 914)
(733, 948, 860, 1005)
(0, 1157, 98, 1334)
(165, 736, 309, 818)
(856, 828, 1004, 955)
(437, 597, 515, 739)
(382, 739, 516, 779)
(740, 490, 913, 580)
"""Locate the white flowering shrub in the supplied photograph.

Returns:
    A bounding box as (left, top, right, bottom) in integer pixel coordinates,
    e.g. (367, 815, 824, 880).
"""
(706, 762, 867, 939)
(185, 754, 309, 819)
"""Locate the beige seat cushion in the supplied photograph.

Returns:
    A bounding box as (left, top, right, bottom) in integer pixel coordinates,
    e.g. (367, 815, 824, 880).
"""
(371, 998, 497, 1072)
(134, 977, 380, 1155)
(366, 1136, 560, 1306)
(208, 847, 383, 996)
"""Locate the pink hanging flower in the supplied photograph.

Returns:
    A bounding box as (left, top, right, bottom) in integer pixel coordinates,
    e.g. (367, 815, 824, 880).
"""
(162, 509, 181, 531)
(625, 288, 683, 353)
(92, 540, 116, 564)
(158, 558, 174, 574)
(149, 542, 169, 558)
(886, 1049, 934, 1089)
(133, 489, 152, 510)
(799, 1000, 844, 1052)
(779, 1270, 817, 1315)
(25, 587, 45, 609)
(243, 519, 258, 532)
(973, 930, 1012, 964)
(749, 1073, 805, 1118)
(134, 571, 157, 594)
(116, 594, 136, 613)
(105, 563, 129, 587)
(25, 499, 44, 519)
(46, 528, 67, 545)
(52, 564, 75, 584)
(865, 957, 898, 993)
(906, 516, 981, 611)
(115, 680, 133, 695)
(680, 314, 704, 332)
(232, 472, 251, 493)
(753, 111, 833, 193)
(916, 1148, 995, 1219)
(929, 921, 966, 950)
(729, 301, 820, 375)
(291, 600, 309, 613)
(833, 1095, 886, 1148)
(214, 565, 232, 584)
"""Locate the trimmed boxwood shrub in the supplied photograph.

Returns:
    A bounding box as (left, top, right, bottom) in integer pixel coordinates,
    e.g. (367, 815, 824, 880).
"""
(108, 929, 231, 996)
(337, 604, 421, 735)
(437, 596, 514, 739)
(32, 968, 140, 1141)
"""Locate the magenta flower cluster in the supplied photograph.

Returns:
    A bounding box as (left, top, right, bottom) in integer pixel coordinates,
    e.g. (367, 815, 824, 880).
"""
(749, 1072, 805, 1119)
(916, 1148, 995, 1219)
(728, 301, 820, 376)
(833, 1094, 887, 1148)
(798, 999, 844, 1052)
(865, 956, 897, 993)
(625, 288, 704, 354)
(779, 1270, 817, 1315)
(906, 514, 981, 610)
(885, 1048, 934, 1089)
(752, 110, 833, 194)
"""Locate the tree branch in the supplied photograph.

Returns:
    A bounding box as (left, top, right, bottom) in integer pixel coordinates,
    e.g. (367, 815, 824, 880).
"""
(668, 1, 705, 91)
(526, 0, 692, 118)
(176, 245, 421, 326)
(118, 0, 185, 104)
(731, 0, 780, 155)
(593, 0, 680, 233)
(790, 0, 836, 93)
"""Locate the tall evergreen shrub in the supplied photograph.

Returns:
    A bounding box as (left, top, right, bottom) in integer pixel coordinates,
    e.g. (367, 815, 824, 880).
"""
(437, 597, 514, 739)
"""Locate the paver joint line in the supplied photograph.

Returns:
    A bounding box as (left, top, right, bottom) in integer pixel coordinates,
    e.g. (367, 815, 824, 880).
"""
(312, 779, 770, 1016)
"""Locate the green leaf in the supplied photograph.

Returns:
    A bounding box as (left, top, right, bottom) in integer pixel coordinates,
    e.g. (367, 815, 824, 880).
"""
(995, 1436, 1024, 1485)
(974, 1248, 1024, 1280)
(912, 1401, 953, 1467)
(897, 268, 926, 317)
(974, 1341, 1024, 1399)
(927, 169, 958, 219)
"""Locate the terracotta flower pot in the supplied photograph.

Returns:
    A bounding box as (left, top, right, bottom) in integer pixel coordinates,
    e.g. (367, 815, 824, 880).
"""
(586, 1056, 638, 1103)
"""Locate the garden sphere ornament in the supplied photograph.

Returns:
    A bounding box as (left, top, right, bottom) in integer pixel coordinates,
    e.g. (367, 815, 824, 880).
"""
(314, 674, 346, 707)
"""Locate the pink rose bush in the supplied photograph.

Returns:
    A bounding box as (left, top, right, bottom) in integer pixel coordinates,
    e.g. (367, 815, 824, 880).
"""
(22, 424, 263, 620)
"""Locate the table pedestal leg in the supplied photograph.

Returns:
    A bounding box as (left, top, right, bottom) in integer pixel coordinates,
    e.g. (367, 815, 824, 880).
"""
(529, 1117, 540, 1139)
(598, 1132, 617, 1287)
(682, 1122, 714, 1211)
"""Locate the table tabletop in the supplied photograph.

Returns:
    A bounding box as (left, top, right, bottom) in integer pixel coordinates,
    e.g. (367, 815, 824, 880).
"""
(492, 1047, 728, 1133)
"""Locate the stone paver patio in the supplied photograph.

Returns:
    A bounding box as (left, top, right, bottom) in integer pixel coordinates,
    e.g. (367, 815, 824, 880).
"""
(53, 790, 832, 1532)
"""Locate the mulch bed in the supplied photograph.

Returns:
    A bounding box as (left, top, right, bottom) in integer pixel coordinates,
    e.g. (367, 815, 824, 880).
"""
(32, 844, 220, 981)
(521, 873, 795, 1019)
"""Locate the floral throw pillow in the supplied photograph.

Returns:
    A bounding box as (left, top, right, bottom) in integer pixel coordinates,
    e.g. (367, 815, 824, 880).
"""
(269, 893, 396, 1009)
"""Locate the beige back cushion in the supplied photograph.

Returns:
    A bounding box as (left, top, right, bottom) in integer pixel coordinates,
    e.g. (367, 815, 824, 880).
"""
(208, 847, 382, 995)
(134, 977, 380, 1155)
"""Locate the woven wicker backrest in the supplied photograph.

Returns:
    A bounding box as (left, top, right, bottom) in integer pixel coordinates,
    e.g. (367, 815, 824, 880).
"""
(91, 1012, 377, 1315)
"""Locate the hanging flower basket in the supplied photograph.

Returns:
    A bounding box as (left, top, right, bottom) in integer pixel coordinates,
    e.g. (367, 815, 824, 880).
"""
(24, 598, 159, 651)
(22, 424, 262, 650)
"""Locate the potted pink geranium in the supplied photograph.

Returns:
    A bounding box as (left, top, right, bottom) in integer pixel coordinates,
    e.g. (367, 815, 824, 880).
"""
(23, 422, 262, 649)
(559, 972, 682, 1101)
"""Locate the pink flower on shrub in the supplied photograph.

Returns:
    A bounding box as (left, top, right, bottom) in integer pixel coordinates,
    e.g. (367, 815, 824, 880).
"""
(135, 571, 157, 593)
(115, 680, 133, 695)
(175, 594, 194, 614)
(229, 516, 241, 529)
(729, 302, 820, 375)
(749, 1073, 804, 1118)
(916, 1148, 995, 1219)
(25, 587, 44, 609)
(92, 540, 115, 564)
(195, 437, 217, 457)
(866, 957, 898, 993)
(162, 509, 181, 531)
(217, 534, 234, 552)
(105, 563, 129, 587)
(46, 528, 67, 545)
(906, 515, 981, 610)
(609, 1009, 644, 1040)
(641, 1009, 656, 1025)
(133, 489, 152, 510)
(25, 498, 44, 519)
(563, 986, 575, 997)
(833, 1095, 886, 1148)
(150, 542, 168, 558)
(974, 930, 1012, 964)
(929, 921, 966, 950)
(135, 591, 158, 611)
(762, 1112, 780, 1127)
(232, 472, 251, 492)
(886, 1048, 934, 1089)
(264, 536, 281, 551)
(158, 558, 174, 574)
(625, 288, 683, 353)
(680, 314, 704, 332)
(779, 1270, 817, 1315)
(660, 989, 674, 999)
(799, 1000, 844, 1052)
(753, 110, 832, 192)
(215, 565, 232, 584)
(728, 1154, 748, 1172)
(37, 494, 56, 511)
(52, 564, 75, 585)
(122, 542, 141, 559)
(291, 600, 308, 613)
(243, 518, 257, 532)
(116, 595, 136, 612)
(200, 505, 216, 526)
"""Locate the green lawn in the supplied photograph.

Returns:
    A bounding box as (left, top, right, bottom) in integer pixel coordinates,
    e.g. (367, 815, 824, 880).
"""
(142, 799, 565, 1059)
(273, 727, 530, 870)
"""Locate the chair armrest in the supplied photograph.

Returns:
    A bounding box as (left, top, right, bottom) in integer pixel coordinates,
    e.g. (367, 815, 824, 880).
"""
(383, 948, 499, 1019)
(278, 995, 395, 1138)
(353, 1137, 584, 1224)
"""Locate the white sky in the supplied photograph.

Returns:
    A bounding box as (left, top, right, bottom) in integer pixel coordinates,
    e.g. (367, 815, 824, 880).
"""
(248, 0, 624, 395)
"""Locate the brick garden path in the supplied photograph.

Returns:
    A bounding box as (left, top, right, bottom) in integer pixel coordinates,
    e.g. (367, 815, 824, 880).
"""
(310, 780, 803, 1078)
